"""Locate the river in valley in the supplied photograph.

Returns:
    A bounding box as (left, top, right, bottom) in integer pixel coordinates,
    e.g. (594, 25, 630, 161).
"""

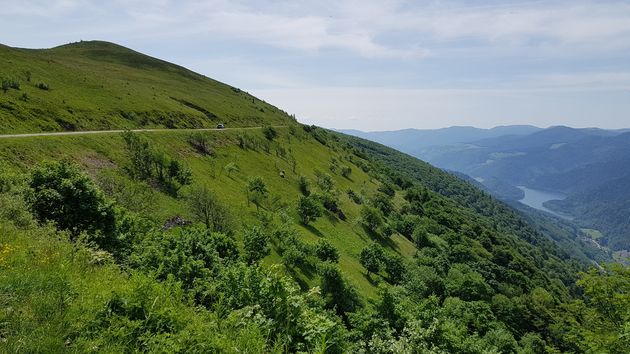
(516, 186, 573, 220)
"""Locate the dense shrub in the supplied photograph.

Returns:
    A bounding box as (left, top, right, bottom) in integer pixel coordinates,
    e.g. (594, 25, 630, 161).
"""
(243, 226, 270, 264)
(122, 131, 192, 195)
(36, 82, 49, 90)
(315, 239, 340, 263)
(297, 195, 323, 225)
(28, 161, 118, 248)
(262, 125, 278, 140)
(298, 175, 311, 196)
(187, 185, 233, 233)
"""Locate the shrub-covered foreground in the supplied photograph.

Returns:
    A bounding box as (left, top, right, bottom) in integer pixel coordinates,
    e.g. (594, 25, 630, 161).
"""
(1, 150, 629, 353)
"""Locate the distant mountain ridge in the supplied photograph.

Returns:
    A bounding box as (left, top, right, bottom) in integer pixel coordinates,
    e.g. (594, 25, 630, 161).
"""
(337, 125, 542, 155)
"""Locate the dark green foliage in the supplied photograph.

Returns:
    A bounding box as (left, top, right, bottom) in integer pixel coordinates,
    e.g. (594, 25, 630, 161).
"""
(122, 131, 192, 195)
(131, 227, 235, 289)
(360, 205, 383, 233)
(370, 192, 394, 216)
(187, 185, 233, 233)
(242, 226, 270, 264)
(298, 175, 311, 196)
(412, 225, 431, 248)
(36, 82, 49, 90)
(296, 195, 322, 225)
(317, 262, 361, 315)
(377, 181, 395, 197)
(340, 165, 352, 178)
(315, 170, 335, 192)
(1, 77, 20, 92)
(346, 189, 363, 204)
(404, 186, 430, 204)
(359, 243, 384, 276)
(383, 253, 406, 284)
(444, 263, 494, 301)
(262, 125, 277, 140)
(315, 239, 340, 263)
(316, 191, 341, 214)
(246, 176, 268, 210)
(28, 161, 118, 247)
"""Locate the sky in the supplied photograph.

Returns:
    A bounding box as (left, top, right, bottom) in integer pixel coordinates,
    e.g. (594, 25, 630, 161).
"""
(2, 0, 630, 131)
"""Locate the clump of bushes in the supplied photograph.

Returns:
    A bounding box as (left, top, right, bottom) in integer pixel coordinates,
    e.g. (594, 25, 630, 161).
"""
(36, 82, 49, 90)
(1, 77, 20, 92)
(122, 131, 192, 196)
(262, 125, 277, 140)
(187, 132, 213, 155)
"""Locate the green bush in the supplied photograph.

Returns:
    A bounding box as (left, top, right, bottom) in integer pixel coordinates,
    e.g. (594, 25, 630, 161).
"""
(262, 125, 278, 140)
(315, 239, 340, 263)
(359, 243, 384, 276)
(28, 161, 119, 250)
(122, 131, 192, 195)
(243, 226, 270, 264)
(360, 205, 383, 233)
(36, 81, 49, 90)
(187, 185, 233, 233)
(297, 195, 322, 225)
(1, 77, 20, 92)
(298, 175, 311, 196)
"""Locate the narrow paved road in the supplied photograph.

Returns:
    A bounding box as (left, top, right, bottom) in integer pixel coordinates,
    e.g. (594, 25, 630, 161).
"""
(0, 126, 281, 139)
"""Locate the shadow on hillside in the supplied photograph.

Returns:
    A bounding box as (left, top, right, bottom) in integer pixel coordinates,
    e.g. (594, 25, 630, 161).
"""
(325, 212, 339, 224)
(363, 273, 380, 286)
(361, 225, 400, 252)
(304, 224, 324, 238)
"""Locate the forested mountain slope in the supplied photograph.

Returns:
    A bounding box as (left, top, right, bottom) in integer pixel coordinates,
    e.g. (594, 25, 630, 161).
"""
(0, 42, 627, 353)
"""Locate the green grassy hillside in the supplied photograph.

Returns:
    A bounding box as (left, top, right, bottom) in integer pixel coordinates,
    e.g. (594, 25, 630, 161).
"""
(0, 41, 294, 133)
(1, 42, 628, 353)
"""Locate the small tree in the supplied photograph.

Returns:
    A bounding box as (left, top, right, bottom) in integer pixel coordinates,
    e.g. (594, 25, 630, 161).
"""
(317, 262, 360, 315)
(298, 175, 311, 196)
(413, 225, 431, 248)
(282, 244, 307, 269)
(36, 82, 49, 90)
(122, 131, 153, 180)
(224, 162, 239, 177)
(360, 205, 383, 233)
(28, 161, 118, 250)
(262, 125, 278, 140)
(296, 195, 322, 225)
(316, 172, 335, 192)
(377, 182, 395, 197)
(359, 244, 384, 277)
(340, 166, 352, 178)
(187, 185, 233, 233)
(383, 253, 406, 284)
(315, 239, 339, 263)
(243, 226, 270, 264)
(246, 176, 268, 211)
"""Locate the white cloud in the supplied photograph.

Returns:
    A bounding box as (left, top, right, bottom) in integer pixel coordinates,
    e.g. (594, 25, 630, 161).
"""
(5, 0, 630, 58)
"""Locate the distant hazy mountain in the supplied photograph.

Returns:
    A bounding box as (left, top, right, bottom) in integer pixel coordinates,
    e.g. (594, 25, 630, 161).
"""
(337, 125, 542, 156)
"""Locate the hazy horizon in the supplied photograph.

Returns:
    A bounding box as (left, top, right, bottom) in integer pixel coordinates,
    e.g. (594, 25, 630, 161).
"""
(336, 124, 630, 133)
(4, 0, 630, 130)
